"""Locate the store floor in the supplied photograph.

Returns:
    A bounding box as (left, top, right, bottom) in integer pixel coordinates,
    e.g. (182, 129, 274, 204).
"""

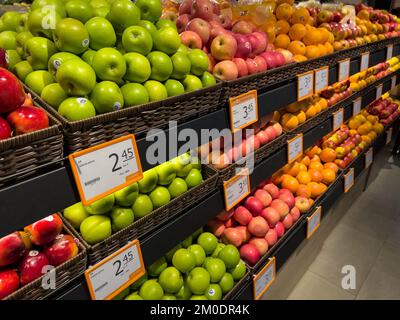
(262, 143, 400, 300)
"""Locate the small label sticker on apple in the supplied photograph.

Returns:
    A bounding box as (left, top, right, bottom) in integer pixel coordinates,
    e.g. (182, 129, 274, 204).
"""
(78, 98, 87, 105)
(44, 215, 54, 222)
(53, 59, 61, 70)
(113, 102, 122, 111)
(29, 250, 39, 257)
(82, 39, 90, 47)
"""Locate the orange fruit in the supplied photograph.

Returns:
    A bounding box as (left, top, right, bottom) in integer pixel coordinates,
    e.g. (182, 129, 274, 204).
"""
(309, 161, 324, 172)
(281, 175, 299, 193)
(324, 162, 339, 173)
(325, 42, 334, 54)
(291, 7, 310, 25)
(277, 0, 294, 5)
(289, 23, 307, 41)
(305, 45, 320, 59)
(281, 113, 299, 130)
(309, 169, 323, 183)
(275, 3, 294, 21)
(288, 162, 302, 177)
(320, 148, 337, 163)
(311, 154, 320, 162)
(297, 171, 311, 185)
(296, 184, 311, 198)
(295, 110, 307, 123)
(321, 168, 336, 184)
(301, 155, 311, 166)
(288, 40, 306, 55)
(275, 19, 290, 35)
(317, 43, 327, 56)
(307, 182, 321, 198)
(306, 145, 321, 158)
(303, 28, 323, 45)
(318, 98, 328, 110)
(305, 105, 317, 118)
(293, 54, 307, 62)
(274, 34, 291, 49)
(313, 101, 322, 114)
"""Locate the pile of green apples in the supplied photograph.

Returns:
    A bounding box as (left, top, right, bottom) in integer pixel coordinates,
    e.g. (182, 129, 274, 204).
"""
(114, 229, 247, 300)
(63, 154, 204, 245)
(0, 0, 215, 121)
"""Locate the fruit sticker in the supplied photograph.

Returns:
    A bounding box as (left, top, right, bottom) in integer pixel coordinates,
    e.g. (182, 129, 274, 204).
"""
(253, 256, 276, 300)
(223, 168, 251, 211)
(353, 97, 362, 116)
(287, 134, 303, 164)
(333, 108, 344, 131)
(307, 206, 321, 239)
(69, 134, 143, 205)
(297, 71, 314, 101)
(344, 168, 354, 193)
(338, 59, 350, 82)
(314, 66, 329, 94)
(387, 44, 393, 60)
(229, 90, 258, 132)
(365, 148, 373, 168)
(360, 52, 369, 72)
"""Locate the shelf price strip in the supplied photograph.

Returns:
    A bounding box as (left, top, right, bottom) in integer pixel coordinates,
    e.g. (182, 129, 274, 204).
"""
(353, 97, 362, 116)
(314, 66, 329, 93)
(223, 168, 251, 211)
(376, 84, 383, 100)
(69, 135, 143, 205)
(229, 90, 258, 132)
(338, 59, 350, 82)
(365, 147, 373, 168)
(333, 108, 344, 131)
(253, 257, 276, 300)
(287, 134, 303, 164)
(386, 127, 393, 145)
(344, 168, 355, 193)
(84, 240, 145, 300)
(392, 76, 397, 90)
(387, 44, 393, 60)
(297, 71, 314, 101)
(360, 52, 370, 71)
(307, 206, 322, 239)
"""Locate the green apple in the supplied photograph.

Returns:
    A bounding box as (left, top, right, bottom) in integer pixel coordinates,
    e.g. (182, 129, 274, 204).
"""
(125, 293, 143, 300)
(138, 20, 157, 37)
(176, 283, 191, 300)
(170, 52, 191, 80)
(0, 20, 4, 33)
(123, 52, 151, 83)
(188, 49, 209, 76)
(159, 266, 183, 294)
(185, 168, 203, 188)
(85, 17, 116, 50)
(114, 182, 139, 206)
(24, 37, 57, 70)
(144, 80, 168, 101)
(41, 83, 68, 109)
(202, 257, 212, 268)
(218, 244, 240, 269)
(191, 157, 202, 170)
(48, 52, 80, 78)
(139, 280, 164, 300)
(90, 0, 109, 8)
(14, 61, 33, 82)
(147, 51, 172, 82)
(228, 260, 246, 281)
(165, 79, 185, 97)
(136, 0, 162, 22)
(85, 193, 115, 214)
(172, 248, 196, 273)
(211, 242, 225, 258)
(93, 6, 110, 18)
(138, 168, 158, 193)
(81, 49, 96, 65)
(167, 177, 188, 198)
(181, 235, 192, 248)
(219, 273, 234, 294)
(15, 31, 33, 57)
(121, 83, 149, 107)
(122, 26, 153, 55)
(111, 206, 134, 232)
(106, 0, 140, 34)
(92, 48, 126, 82)
(132, 194, 154, 219)
(197, 232, 217, 255)
(205, 284, 222, 300)
(165, 244, 182, 263)
(1, 12, 24, 32)
(80, 215, 112, 244)
(27, 9, 61, 38)
(149, 186, 171, 208)
(17, 13, 28, 33)
(177, 44, 188, 54)
(31, 0, 67, 17)
(148, 256, 167, 277)
(66, 0, 94, 23)
(182, 74, 203, 92)
(175, 153, 193, 178)
(58, 97, 96, 121)
(0, 31, 17, 50)
(156, 19, 177, 30)
(187, 267, 210, 295)
(6, 50, 21, 70)
(155, 162, 176, 185)
(56, 59, 96, 95)
(53, 18, 90, 54)
(202, 71, 216, 87)
(188, 244, 206, 267)
(63, 202, 89, 229)
(25, 70, 54, 95)
(162, 294, 176, 300)
(190, 295, 208, 300)
(130, 273, 147, 291)
(90, 81, 124, 114)
(205, 258, 226, 283)
(152, 27, 180, 55)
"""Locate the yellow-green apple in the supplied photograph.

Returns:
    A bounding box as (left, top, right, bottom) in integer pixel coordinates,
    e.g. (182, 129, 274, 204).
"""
(121, 83, 149, 107)
(149, 186, 171, 208)
(111, 206, 134, 232)
(187, 267, 210, 294)
(177, 43, 188, 54)
(81, 49, 96, 65)
(187, 49, 208, 76)
(24, 214, 63, 246)
(168, 177, 188, 198)
(85, 17, 116, 50)
(0, 232, 30, 267)
(244, 196, 263, 216)
(270, 199, 289, 218)
(27, 9, 61, 38)
(80, 215, 112, 244)
(182, 74, 203, 92)
(197, 232, 217, 254)
(248, 216, 269, 237)
(228, 259, 246, 280)
(156, 162, 177, 185)
(186, 18, 210, 45)
(15, 31, 33, 57)
(233, 206, 252, 226)
(31, 0, 67, 17)
(191, 0, 214, 21)
(5, 50, 21, 70)
(25, 70, 54, 95)
(232, 57, 248, 77)
(172, 248, 196, 273)
(204, 257, 225, 282)
(53, 18, 90, 54)
(207, 219, 225, 237)
(219, 273, 234, 294)
(201, 71, 216, 87)
(89, 0, 109, 9)
(92, 6, 110, 18)
(0, 117, 11, 140)
(107, 0, 140, 33)
(138, 168, 158, 193)
(249, 237, 268, 256)
(165, 79, 185, 97)
(90, 81, 124, 114)
(114, 182, 139, 206)
(56, 59, 96, 95)
(159, 266, 183, 293)
(137, 19, 158, 37)
(211, 34, 237, 60)
(63, 202, 89, 229)
(136, 0, 162, 22)
(48, 52, 80, 78)
(0, 67, 25, 113)
(24, 37, 57, 70)
(122, 26, 153, 55)
(144, 80, 168, 101)
(260, 206, 280, 227)
(233, 34, 252, 59)
(0, 31, 17, 50)
(43, 234, 79, 266)
(179, 0, 193, 15)
(1, 12, 24, 32)
(180, 30, 202, 49)
(176, 14, 190, 33)
(185, 168, 203, 188)
(147, 51, 172, 81)
(232, 20, 255, 34)
(85, 194, 115, 215)
(132, 194, 154, 218)
(123, 53, 150, 82)
(66, 0, 94, 23)
(7, 105, 49, 134)
(264, 228, 277, 246)
(155, 19, 177, 30)
(19, 250, 49, 285)
(212, 60, 238, 81)
(188, 244, 206, 266)
(170, 51, 191, 80)
(58, 97, 96, 120)
(153, 27, 181, 55)
(0, 270, 19, 299)
(295, 196, 311, 213)
(239, 243, 260, 266)
(170, 153, 192, 177)
(139, 280, 164, 300)
(92, 47, 126, 82)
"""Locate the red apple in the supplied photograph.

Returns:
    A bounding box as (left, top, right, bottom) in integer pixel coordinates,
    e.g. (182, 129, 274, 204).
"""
(270, 199, 290, 218)
(240, 243, 260, 266)
(245, 58, 258, 74)
(260, 207, 281, 227)
(216, 209, 234, 222)
(207, 219, 226, 237)
(222, 227, 243, 247)
(0, 232, 30, 267)
(264, 126, 277, 141)
(7, 106, 49, 135)
(254, 189, 272, 207)
(282, 214, 293, 230)
(272, 122, 283, 136)
(43, 234, 78, 267)
(211, 33, 237, 60)
(191, 0, 214, 21)
(235, 226, 251, 243)
(219, 13, 232, 29)
(0, 116, 12, 140)
(24, 214, 63, 246)
(233, 206, 253, 226)
(232, 20, 254, 34)
(275, 221, 285, 238)
(248, 216, 269, 237)
(180, 30, 202, 49)
(263, 183, 280, 199)
(265, 43, 275, 51)
(213, 60, 238, 81)
(233, 34, 252, 59)
(260, 51, 277, 69)
(232, 57, 248, 77)
(225, 217, 237, 228)
(274, 51, 286, 66)
(278, 191, 295, 209)
(19, 250, 50, 286)
(244, 196, 264, 216)
(176, 14, 190, 33)
(254, 56, 268, 72)
(249, 237, 269, 256)
(0, 270, 19, 299)
(0, 67, 26, 114)
(0, 48, 8, 69)
(186, 18, 210, 45)
(265, 228, 278, 246)
(276, 49, 294, 64)
(212, 1, 220, 15)
(295, 196, 311, 213)
(179, 0, 193, 15)
(256, 130, 270, 145)
(290, 206, 301, 222)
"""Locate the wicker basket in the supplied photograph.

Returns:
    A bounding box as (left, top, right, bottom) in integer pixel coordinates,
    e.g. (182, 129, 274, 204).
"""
(223, 269, 251, 300)
(0, 100, 63, 187)
(63, 164, 218, 264)
(4, 224, 87, 300)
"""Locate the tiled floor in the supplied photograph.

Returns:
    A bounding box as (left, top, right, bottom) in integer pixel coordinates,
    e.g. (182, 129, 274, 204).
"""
(286, 146, 400, 300)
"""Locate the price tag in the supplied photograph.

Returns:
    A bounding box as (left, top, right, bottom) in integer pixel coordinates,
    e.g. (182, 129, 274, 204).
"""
(85, 240, 145, 300)
(344, 168, 354, 193)
(333, 108, 344, 131)
(223, 168, 251, 211)
(297, 71, 314, 101)
(287, 134, 303, 164)
(360, 52, 370, 71)
(69, 135, 143, 205)
(338, 59, 350, 82)
(314, 66, 329, 93)
(253, 257, 276, 300)
(391, 76, 397, 90)
(353, 97, 362, 116)
(376, 84, 383, 100)
(229, 90, 258, 132)
(387, 44, 393, 60)
(386, 127, 393, 145)
(365, 147, 373, 168)
(307, 206, 322, 239)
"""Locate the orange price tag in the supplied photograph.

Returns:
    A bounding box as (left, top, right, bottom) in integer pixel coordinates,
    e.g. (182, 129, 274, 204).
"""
(307, 206, 321, 239)
(229, 90, 258, 132)
(287, 134, 303, 164)
(85, 240, 145, 300)
(253, 257, 276, 300)
(297, 71, 314, 101)
(223, 168, 251, 211)
(360, 52, 370, 71)
(69, 134, 143, 206)
(314, 66, 329, 93)
(344, 168, 354, 193)
(338, 59, 350, 82)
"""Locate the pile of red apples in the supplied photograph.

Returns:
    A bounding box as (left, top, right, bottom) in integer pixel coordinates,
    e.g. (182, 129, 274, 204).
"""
(368, 98, 400, 126)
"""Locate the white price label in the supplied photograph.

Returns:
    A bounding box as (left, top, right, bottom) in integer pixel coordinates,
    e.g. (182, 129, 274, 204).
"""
(392, 76, 397, 90)
(297, 71, 314, 101)
(365, 148, 373, 168)
(314, 66, 329, 93)
(307, 206, 322, 239)
(333, 108, 344, 131)
(338, 59, 350, 82)
(387, 44, 393, 60)
(360, 52, 370, 71)
(353, 97, 362, 116)
(376, 84, 383, 100)
(69, 135, 143, 205)
(344, 168, 354, 193)
(223, 169, 251, 211)
(85, 240, 145, 300)
(253, 257, 276, 300)
(229, 90, 258, 131)
(386, 127, 393, 145)
(287, 134, 303, 163)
